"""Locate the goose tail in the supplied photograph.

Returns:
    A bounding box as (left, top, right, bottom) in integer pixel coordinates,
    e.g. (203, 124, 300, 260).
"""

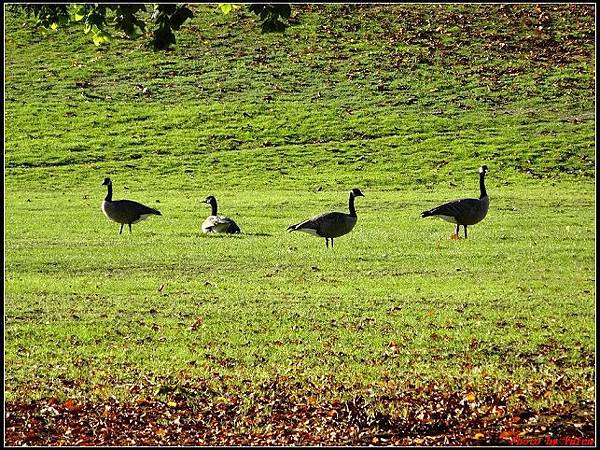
(228, 222, 241, 234)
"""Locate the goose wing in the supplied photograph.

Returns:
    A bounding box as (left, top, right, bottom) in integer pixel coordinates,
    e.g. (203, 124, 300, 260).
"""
(421, 197, 487, 224)
(103, 199, 161, 224)
(115, 200, 161, 215)
(288, 212, 356, 237)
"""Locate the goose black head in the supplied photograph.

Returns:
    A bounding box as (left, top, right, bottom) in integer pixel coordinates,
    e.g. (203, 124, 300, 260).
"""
(350, 188, 365, 197)
(204, 195, 216, 204)
(480, 165, 489, 174)
(102, 177, 112, 186)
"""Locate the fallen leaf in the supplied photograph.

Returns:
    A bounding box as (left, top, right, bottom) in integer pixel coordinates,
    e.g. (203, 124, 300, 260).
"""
(189, 317, 204, 331)
(499, 431, 514, 440)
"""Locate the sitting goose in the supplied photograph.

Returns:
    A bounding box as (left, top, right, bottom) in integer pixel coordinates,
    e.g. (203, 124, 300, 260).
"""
(421, 165, 489, 239)
(201, 195, 241, 234)
(101, 177, 161, 234)
(287, 188, 365, 248)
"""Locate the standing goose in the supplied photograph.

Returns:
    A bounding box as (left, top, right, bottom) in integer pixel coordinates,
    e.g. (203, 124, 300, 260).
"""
(287, 188, 365, 248)
(421, 165, 489, 239)
(101, 177, 161, 234)
(201, 195, 241, 234)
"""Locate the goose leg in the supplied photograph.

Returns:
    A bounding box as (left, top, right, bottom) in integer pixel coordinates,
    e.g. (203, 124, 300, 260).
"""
(325, 238, 329, 248)
(451, 224, 460, 240)
(464, 226, 468, 239)
(129, 223, 132, 233)
(119, 224, 124, 234)
(331, 238, 334, 248)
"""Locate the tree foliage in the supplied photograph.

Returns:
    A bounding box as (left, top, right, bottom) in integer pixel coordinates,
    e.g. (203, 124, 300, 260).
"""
(248, 4, 292, 33)
(9, 3, 292, 50)
(150, 4, 194, 50)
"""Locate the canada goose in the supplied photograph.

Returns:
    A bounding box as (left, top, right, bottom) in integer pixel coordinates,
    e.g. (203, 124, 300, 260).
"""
(287, 188, 365, 248)
(421, 165, 489, 239)
(101, 177, 161, 234)
(201, 195, 241, 234)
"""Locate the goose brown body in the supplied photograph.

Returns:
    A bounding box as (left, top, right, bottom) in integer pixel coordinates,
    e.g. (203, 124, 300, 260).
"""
(287, 188, 364, 248)
(101, 178, 161, 234)
(421, 165, 489, 238)
(201, 196, 241, 234)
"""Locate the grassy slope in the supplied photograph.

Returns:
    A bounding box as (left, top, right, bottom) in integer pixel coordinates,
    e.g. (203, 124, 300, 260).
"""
(4, 2, 595, 427)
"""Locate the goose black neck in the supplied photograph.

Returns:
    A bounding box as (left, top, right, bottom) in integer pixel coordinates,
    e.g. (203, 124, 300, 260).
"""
(105, 184, 112, 202)
(348, 193, 357, 217)
(479, 171, 487, 199)
(210, 199, 218, 216)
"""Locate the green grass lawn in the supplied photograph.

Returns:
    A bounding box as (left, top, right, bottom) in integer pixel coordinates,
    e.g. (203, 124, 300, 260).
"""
(4, 3, 595, 445)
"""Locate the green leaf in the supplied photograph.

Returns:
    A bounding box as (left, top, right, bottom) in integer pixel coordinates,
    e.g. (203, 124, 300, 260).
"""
(68, 3, 87, 21)
(219, 4, 233, 15)
(219, 4, 240, 15)
(50, 22, 58, 31)
(92, 29, 111, 46)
